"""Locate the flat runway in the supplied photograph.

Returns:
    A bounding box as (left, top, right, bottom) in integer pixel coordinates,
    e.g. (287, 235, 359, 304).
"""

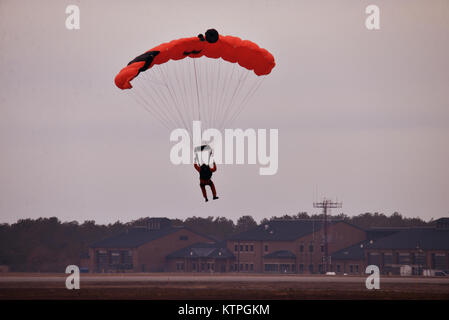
(1, 273, 448, 299)
(1, 273, 449, 284)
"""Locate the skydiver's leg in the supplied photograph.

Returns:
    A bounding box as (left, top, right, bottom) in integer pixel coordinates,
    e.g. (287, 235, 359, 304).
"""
(200, 183, 208, 201)
(209, 181, 219, 200)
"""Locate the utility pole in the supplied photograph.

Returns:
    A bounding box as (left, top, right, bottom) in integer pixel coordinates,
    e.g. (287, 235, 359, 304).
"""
(313, 198, 342, 273)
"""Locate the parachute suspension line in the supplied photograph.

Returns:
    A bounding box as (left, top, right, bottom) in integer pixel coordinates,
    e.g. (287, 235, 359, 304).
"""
(196, 58, 206, 130)
(217, 67, 250, 130)
(226, 76, 265, 129)
(214, 61, 236, 128)
(219, 68, 253, 129)
(192, 58, 202, 127)
(186, 59, 196, 134)
(201, 58, 213, 131)
(156, 64, 190, 132)
(173, 58, 193, 134)
(140, 70, 174, 123)
(227, 78, 262, 128)
(141, 70, 182, 129)
(208, 59, 218, 130)
(131, 83, 172, 130)
(134, 73, 176, 129)
(201, 58, 211, 131)
(210, 58, 222, 131)
(205, 59, 212, 130)
(164, 61, 193, 134)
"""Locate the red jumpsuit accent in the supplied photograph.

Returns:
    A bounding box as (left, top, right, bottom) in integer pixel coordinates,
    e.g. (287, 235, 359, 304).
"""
(194, 163, 217, 199)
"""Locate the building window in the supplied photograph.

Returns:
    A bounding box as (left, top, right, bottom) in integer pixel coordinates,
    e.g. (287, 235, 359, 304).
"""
(240, 245, 244, 251)
(309, 244, 314, 253)
(179, 235, 188, 240)
(299, 244, 304, 253)
(383, 253, 393, 266)
(355, 265, 359, 273)
(240, 264, 243, 271)
(320, 245, 324, 253)
(309, 264, 314, 273)
(337, 265, 341, 273)
(245, 245, 249, 252)
(250, 264, 254, 271)
(122, 251, 133, 265)
(234, 264, 238, 271)
(299, 264, 304, 273)
(264, 264, 278, 272)
(280, 264, 290, 273)
(234, 244, 238, 252)
(250, 245, 254, 252)
(433, 253, 448, 270)
(192, 263, 196, 270)
(264, 245, 268, 252)
(368, 252, 381, 265)
(245, 264, 249, 271)
(176, 262, 184, 271)
(110, 251, 121, 265)
(350, 265, 354, 273)
(414, 252, 426, 266)
(398, 252, 411, 264)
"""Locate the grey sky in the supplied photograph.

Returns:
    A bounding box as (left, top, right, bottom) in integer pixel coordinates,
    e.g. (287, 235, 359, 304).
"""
(1, 0, 448, 224)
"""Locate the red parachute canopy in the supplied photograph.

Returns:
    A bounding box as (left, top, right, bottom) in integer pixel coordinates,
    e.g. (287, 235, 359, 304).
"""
(115, 29, 275, 90)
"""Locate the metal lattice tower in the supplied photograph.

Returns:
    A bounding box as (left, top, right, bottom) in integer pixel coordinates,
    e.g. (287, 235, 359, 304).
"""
(313, 198, 342, 273)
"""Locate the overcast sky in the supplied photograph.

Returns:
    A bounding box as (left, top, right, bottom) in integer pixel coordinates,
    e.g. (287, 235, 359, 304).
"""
(0, 0, 448, 224)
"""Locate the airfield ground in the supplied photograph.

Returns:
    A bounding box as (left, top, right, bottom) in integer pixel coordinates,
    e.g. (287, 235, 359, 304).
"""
(1, 273, 448, 299)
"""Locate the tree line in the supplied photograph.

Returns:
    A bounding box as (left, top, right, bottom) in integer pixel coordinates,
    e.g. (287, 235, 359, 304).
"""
(0, 212, 431, 272)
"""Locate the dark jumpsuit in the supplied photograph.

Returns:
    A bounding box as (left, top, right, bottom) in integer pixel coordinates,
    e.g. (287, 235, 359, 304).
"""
(194, 163, 217, 199)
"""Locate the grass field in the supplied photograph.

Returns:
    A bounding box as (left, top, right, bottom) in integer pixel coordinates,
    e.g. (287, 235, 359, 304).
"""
(1, 273, 449, 300)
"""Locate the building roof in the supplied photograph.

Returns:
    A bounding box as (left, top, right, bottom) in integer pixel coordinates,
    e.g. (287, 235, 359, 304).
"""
(264, 250, 296, 259)
(433, 217, 449, 229)
(366, 227, 449, 250)
(434, 217, 449, 224)
(366, 227, 405, 240)
(331, 241, 368, 261)
(227, 219, 350, 241)
(167, 242, 234, 259)
(90, 226, 184, 249)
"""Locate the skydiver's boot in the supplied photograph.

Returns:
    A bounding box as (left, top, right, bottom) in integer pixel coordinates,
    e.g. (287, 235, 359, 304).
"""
(205, 198, 209, 202)
(213, 196, 219, 200)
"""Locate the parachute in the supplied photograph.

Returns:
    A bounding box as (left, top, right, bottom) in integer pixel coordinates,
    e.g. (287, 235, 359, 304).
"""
(114, 29, 275, 134)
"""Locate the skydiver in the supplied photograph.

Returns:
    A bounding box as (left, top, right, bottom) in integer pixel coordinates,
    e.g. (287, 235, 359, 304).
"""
(194, 161, 219, 202)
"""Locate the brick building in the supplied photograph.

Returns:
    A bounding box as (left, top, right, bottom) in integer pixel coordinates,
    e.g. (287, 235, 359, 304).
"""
(364, 219, 449, 275)
(166, 242, 234, 273)
(226, 219, 366, 274)
(88, 218, 213, 272)
(330, 241, 368, 274)
(86, 217, 449, 275)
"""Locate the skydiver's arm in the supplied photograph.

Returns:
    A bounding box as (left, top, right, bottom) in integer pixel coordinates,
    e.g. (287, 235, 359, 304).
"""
(194, 163, 200, 172)
(211, 162, 217, 172)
